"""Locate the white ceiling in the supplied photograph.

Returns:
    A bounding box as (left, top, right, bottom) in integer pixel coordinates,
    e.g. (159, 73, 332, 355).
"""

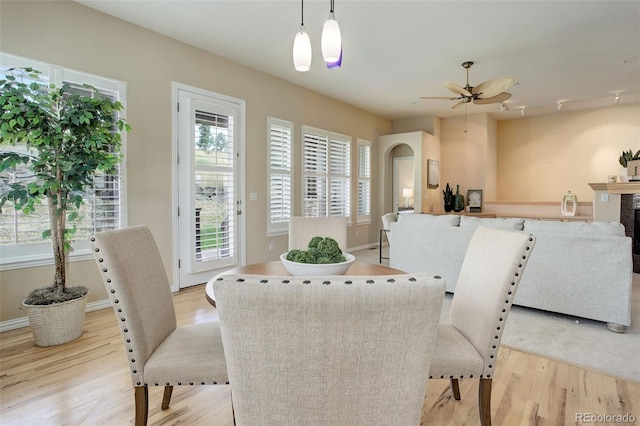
(75, 0, 640, 120)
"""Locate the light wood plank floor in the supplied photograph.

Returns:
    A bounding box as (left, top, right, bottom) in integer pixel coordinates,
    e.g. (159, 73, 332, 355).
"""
(1, 285, 638, 425)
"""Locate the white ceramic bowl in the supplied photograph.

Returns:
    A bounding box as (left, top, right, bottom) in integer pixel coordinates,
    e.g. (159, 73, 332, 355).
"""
(280, 252, 355, 276)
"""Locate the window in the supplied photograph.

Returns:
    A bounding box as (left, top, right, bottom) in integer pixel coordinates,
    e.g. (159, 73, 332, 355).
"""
(0, 53, 127, 270)
(193, 109, 235, 265)
(357, 139, 371, 223)
(302, 126, 350, 219)
(267, 117, 293, 235)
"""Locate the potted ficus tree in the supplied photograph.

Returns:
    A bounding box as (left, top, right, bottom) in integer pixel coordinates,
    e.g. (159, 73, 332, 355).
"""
(0, 67, 130, 346)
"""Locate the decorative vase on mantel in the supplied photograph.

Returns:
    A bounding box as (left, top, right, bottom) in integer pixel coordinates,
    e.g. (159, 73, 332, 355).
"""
(561, 190, 577, 216)
(620, 167, 630, 183)
(453, 185, 465, 212)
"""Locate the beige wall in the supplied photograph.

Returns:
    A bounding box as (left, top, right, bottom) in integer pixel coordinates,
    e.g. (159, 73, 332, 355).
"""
(497, 103, 640, 202)
(439, 113, 498, 207)
(0, 1, 392, 323)
(436, 105, 639, 207)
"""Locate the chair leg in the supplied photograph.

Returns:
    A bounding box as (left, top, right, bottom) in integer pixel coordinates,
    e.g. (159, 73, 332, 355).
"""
(161, 386, 174, 410)
(231, 393, 236, 426)
(134, 386, 149, 426)
(478, 378, 492, 426)
(449, 378, 461, 400)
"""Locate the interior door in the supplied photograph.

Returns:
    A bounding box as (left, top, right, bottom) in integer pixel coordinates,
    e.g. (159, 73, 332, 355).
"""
(176, 87, 244, 288)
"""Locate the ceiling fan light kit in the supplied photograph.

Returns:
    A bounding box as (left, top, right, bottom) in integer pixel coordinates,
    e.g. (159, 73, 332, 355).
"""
(422, 61, 516, 109)
(423, 61, 636, 117)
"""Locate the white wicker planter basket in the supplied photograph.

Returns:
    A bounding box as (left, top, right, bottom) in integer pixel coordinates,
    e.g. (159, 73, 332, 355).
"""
(23, 293, 89, 347)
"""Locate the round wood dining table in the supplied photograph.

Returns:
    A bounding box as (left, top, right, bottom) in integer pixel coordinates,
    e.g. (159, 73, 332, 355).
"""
(205, 261, 405, 307)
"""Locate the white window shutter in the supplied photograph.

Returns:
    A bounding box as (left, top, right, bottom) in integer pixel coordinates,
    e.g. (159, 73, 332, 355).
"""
(0, 57, 127, 268)
(267, 117, 293, 234)
(357, 141, 371, 221)
(302, 126, 350, 219)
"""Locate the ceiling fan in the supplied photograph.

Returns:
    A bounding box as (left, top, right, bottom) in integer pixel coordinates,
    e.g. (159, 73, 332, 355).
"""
(421, 61, 516, 109)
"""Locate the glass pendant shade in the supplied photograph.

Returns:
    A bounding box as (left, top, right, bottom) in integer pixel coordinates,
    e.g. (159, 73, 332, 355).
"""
(326, 49, 342, 69)
(321, 13, 342, 63)
(293, 27, 312, 72)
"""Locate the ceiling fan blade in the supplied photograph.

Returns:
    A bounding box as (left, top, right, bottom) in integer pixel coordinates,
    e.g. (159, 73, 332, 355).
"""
(451, 100, 467, 109)
(420, 96, 459, 100)
(444, 81, 472, 97)
(472, 77, 516, 98)
(473, 92, 512, 105)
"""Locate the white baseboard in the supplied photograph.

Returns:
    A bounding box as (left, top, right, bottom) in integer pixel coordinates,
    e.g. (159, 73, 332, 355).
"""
(0, 298, 111, 333)
(0, 317, 29, 333)
(347, 242, 378, 252)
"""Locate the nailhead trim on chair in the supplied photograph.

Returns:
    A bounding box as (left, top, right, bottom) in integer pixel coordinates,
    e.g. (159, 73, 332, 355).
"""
(219, 275, 441, 287)
(90, 235, 229, 388)
(427, 235, 534, 381)
(483, 234, 534, 377)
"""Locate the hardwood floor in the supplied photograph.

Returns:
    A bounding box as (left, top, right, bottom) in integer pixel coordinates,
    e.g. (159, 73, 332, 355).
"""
(1, 285, 638, 425)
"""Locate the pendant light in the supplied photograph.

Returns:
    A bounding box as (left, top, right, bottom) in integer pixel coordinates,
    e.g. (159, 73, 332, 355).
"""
(326, 49, 342, 69)
(321, 0, 342, 64)
(293, 0, 312, 72)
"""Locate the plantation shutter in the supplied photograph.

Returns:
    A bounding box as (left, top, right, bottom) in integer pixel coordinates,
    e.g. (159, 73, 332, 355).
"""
(329, 137, 350, 217)
(267, 117, 292, 234)
(66, 82, 123, 237)
(0, 60, 126, 263)
(357, 141, 371, 221)
(193, 110, 235, 263)
(302, 126, 350, 219)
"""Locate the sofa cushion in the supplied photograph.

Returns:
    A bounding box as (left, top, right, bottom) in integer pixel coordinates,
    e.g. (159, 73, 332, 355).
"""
(523, 220, 625, 236)
(398, 213, 461, 226)
(459, 216, 525, 231)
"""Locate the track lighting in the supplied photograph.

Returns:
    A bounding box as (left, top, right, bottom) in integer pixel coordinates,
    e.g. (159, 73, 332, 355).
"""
(512, 89, 638, 117)
(321, 0, 342, 64)
(292, 0, 312, 72)
(499, 102, 506, 113)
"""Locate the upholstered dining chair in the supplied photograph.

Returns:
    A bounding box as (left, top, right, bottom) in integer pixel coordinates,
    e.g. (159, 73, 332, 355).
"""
(90, 225, 229, 426)
(214, 273, 445, 426)
(428, 226, 536, 426)
(381, 212, 398, 245)
(379, 212, 398, 262)
(288, 216, 347, 251)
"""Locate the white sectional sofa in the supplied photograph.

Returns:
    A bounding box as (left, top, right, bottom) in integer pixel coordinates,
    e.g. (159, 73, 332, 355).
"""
(389, 214, 633, 332)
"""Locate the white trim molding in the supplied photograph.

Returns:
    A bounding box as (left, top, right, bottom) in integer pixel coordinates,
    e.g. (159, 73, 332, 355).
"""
(0, 299, 111, 333)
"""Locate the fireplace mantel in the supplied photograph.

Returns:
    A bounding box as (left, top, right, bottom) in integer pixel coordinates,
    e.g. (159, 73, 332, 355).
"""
(590, 183, 640, 273)
(589, 182, 640, 194)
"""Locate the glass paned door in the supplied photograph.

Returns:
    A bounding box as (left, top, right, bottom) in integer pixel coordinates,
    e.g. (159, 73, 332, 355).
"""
(178, 88, 243, 288)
